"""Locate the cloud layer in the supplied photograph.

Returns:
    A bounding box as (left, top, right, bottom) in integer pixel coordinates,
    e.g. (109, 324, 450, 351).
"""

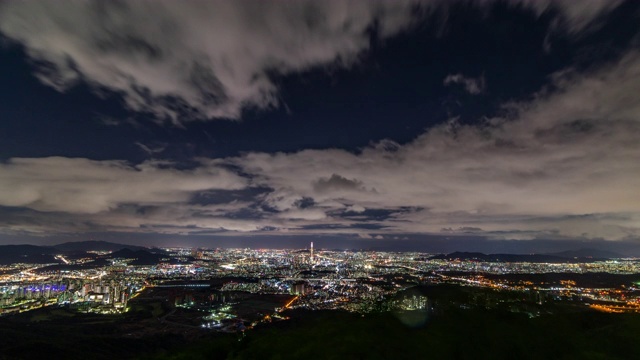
(0, 157, 246, 213)
(1, 49, 639, 241)
(443, 73, 485, 94)
(0, 0, 424, 122)
(0, 0, 623, 123)
(228, 50, 640, 240)
(0, 1, 636, 243)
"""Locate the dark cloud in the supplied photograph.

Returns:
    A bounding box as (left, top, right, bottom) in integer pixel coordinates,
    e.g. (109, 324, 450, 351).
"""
(313, 174, 367, 194)
(190, 187, 272, 206)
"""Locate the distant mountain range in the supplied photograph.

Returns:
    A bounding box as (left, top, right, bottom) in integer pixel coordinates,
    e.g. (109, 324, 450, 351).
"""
(53, 240, 155, 252)
(429, 248, 624, 263)
(548, 248, 623, 259)
(0, 241, 166, 264)
(0, 244, 59, 265)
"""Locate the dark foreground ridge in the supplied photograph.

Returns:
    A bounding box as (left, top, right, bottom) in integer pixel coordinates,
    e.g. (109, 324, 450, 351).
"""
(1, 288, 640, 360)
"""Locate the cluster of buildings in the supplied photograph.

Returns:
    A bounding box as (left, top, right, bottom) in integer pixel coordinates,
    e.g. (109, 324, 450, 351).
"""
(0, 267, 144, 315)
(2, 244, 640, 320)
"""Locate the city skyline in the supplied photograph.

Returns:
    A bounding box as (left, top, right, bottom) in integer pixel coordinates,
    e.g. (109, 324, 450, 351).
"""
(1, 1, 640, 253)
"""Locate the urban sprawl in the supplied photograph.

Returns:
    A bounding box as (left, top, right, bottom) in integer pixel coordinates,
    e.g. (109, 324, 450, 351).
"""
(2, 244, 640, 332)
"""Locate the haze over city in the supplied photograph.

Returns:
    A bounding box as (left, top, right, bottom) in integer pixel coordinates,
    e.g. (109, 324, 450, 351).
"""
(1, 0, 639, 254)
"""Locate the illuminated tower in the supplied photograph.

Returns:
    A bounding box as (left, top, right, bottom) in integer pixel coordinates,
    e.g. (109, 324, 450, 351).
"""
(310, 242, 314, 263)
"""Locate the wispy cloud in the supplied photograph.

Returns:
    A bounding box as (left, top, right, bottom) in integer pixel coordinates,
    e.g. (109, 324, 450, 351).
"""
(517, 0, 623, 33)
(443, 73, 485, 94)
(135, 142, 168, 156)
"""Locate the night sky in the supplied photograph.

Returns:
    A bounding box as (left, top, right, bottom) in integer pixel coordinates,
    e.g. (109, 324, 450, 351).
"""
(1, 1, 639, 253)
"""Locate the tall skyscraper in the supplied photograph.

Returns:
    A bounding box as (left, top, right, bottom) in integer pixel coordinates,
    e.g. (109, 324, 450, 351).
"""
(310, 242, 314, 263)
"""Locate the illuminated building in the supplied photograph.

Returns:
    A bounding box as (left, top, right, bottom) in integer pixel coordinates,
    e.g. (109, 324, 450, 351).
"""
(292, 282, 306, 295)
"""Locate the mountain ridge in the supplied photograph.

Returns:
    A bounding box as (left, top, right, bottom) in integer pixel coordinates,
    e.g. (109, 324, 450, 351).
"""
(429, 248, 622, 263)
